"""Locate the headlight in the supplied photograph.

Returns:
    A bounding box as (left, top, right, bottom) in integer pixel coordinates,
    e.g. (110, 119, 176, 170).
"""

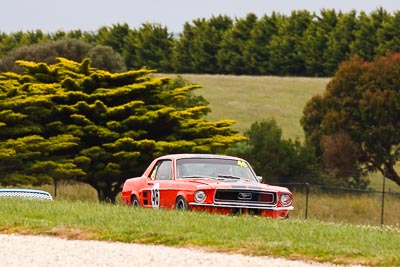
(194, 190, 206, 203)
(280, 193, 292, 206)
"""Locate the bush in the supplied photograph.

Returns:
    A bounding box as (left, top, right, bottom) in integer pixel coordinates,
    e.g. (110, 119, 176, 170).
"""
(0, 39, 126, 73)
(227, 119, 322, 184)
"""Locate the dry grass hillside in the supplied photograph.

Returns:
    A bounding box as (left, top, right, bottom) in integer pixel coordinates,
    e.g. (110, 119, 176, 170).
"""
(173, 74, 329, 140)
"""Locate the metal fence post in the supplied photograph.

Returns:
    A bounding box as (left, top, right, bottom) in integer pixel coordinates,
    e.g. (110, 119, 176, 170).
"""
(305, 182, 310, 220)
(381, 173, 386, 226)
(54, 179, 58, 198)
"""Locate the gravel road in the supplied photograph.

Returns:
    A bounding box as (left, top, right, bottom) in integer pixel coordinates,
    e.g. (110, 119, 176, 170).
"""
(0, 234, 355, 267)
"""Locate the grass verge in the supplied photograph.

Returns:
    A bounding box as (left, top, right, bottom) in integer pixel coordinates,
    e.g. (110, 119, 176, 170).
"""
(1, 198, 399, 266)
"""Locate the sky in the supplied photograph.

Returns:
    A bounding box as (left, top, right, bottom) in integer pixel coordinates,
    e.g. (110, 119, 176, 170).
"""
(2, 0, 400, 34)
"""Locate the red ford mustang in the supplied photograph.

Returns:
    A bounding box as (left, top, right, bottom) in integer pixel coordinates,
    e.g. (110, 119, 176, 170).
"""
(121, 154, 293, 219)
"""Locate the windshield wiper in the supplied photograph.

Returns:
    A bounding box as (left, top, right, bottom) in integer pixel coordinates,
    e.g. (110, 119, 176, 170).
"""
(180, 175, 220, 179)
(217, 175, 242, 180)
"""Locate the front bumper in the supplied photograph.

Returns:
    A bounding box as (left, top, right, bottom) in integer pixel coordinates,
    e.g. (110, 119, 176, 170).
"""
(189, 202, 294, 211)
(188, 203, 293, 219)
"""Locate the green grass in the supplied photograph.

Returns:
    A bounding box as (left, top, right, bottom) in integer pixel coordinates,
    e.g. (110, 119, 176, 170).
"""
(174, 74, 329, 139)
(34, 182, 99, 202)
(0, 198, 399, 266)
(32, 182, 399, 227)
(291, 192, 400, 227)
(33, 182, 400, 228)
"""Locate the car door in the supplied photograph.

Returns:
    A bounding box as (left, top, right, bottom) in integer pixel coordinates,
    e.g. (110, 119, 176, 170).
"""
(144, 159, 175, 209)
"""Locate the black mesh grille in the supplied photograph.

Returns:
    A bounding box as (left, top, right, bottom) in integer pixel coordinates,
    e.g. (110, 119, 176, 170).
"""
(214, 189, 276, 204)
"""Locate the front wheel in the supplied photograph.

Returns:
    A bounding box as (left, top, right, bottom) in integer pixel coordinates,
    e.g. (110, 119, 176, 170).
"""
(131, 195, 140, 207)
(175, 196, 189, 211)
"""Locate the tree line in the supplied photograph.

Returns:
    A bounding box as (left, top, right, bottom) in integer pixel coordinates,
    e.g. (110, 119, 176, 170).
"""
(1, 8, 400, 77)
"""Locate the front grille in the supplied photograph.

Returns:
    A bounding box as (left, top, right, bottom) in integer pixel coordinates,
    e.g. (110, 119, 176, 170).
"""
(214, 189, 276, 205)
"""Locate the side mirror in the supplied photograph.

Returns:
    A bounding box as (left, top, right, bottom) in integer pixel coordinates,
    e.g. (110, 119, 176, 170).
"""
(256, 176, 263, 182)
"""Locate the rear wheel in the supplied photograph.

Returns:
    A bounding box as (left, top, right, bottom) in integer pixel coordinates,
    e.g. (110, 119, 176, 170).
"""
(131, 195, 140, 207)
(175, 196, 189, 211)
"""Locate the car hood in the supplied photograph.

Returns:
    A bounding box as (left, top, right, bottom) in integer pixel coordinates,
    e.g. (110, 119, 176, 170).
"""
(182, 178, 289, 192)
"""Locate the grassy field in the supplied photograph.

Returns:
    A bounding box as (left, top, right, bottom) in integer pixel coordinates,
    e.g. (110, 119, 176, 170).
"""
(35, 182, 400, 228)
(1, 198, 399, 266)
(174, 74, 330, 140)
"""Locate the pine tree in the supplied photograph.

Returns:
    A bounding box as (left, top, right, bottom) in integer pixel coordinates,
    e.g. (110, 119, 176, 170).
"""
(0, 58, 244, 202)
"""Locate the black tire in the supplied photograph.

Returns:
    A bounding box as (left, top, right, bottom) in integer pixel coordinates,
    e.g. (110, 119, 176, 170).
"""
(175, 196, 189, 211)
(131, 195, 140, 207)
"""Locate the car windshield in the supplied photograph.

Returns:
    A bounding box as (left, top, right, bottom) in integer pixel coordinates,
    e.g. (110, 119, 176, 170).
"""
(176, 158, 257, 182)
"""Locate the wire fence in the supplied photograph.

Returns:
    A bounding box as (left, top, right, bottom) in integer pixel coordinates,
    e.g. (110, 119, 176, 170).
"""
(271, 180, 400, 227)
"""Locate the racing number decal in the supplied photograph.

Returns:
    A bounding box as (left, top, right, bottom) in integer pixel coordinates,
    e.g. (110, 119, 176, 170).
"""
(151, 183, 160, 208)
(237, 160, 247, 167)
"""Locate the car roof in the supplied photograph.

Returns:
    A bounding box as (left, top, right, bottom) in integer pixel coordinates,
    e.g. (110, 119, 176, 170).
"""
(156, 153, 246, 161)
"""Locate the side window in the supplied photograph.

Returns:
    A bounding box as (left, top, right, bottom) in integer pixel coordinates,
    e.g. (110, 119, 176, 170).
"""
(152, 160, 172, 180)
